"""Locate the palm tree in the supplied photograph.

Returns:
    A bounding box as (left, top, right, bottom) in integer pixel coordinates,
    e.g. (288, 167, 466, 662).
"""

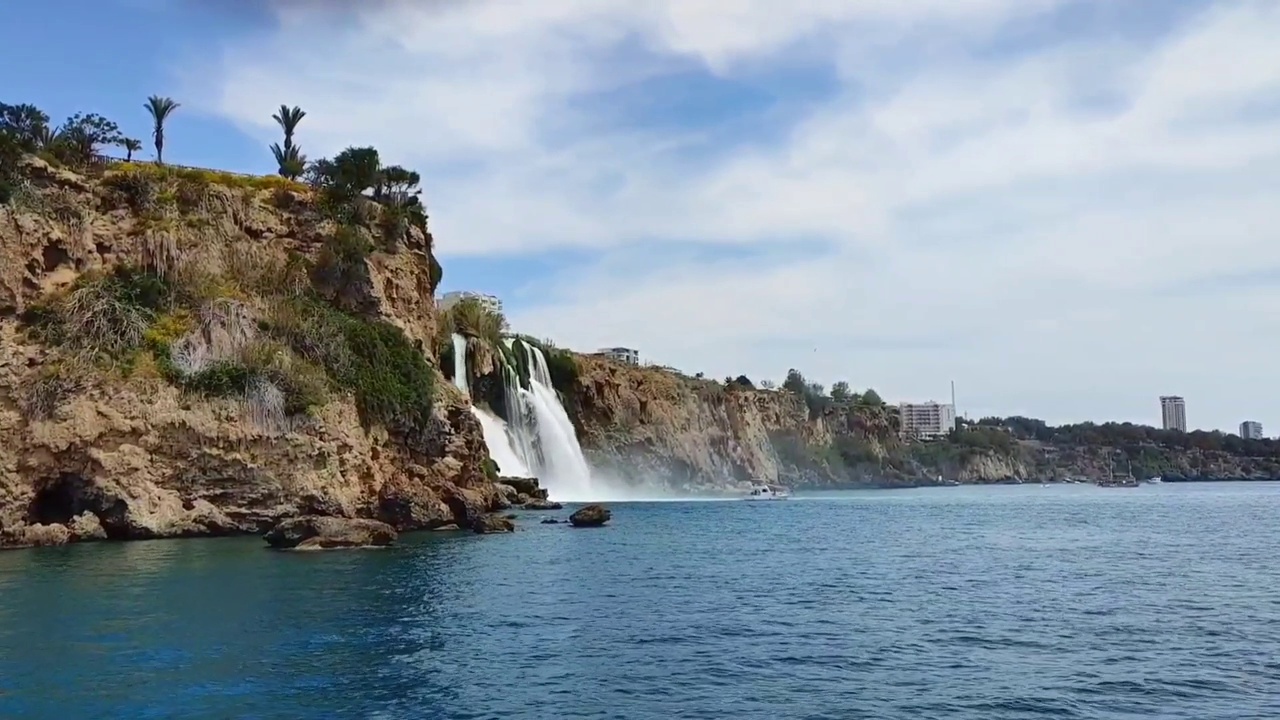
(270, 142, 307, 180)
(34, 124, 62, 150)
(272, 105, 305, 151)
(144, 95, 180, 165)
(121, 138, 142, 162)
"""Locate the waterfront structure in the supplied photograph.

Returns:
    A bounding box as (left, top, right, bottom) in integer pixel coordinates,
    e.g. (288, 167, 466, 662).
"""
(438, 291, 503, 315)
(1240, 420, 1264, 440)
(1159, 396, 1187, 432)
(597, 347, 640, 365)
(899, 401, 957, 440)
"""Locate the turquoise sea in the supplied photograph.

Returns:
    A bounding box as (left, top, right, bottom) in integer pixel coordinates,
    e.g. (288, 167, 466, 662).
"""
(3, 483, 1279, 719)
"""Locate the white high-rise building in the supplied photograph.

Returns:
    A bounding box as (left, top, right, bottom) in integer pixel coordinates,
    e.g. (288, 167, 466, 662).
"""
(1160, 396, 1187, 432)
(1240, 420, 1264, 440)
(898, 401, 957, 440)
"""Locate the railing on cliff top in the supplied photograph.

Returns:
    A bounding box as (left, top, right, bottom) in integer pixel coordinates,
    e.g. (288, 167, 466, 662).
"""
(88, 153, 262, 179)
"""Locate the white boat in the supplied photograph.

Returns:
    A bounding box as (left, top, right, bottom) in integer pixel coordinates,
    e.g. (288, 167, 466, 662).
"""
(743, 483, 791, 501)
(1145, 476, 1163, 484)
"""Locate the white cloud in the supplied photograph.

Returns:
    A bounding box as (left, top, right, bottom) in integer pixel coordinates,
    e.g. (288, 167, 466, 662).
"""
(190, 0, 1280, 432)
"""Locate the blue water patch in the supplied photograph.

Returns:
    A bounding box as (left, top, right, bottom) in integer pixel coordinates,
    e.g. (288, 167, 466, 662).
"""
(3, 485, 1280, 718)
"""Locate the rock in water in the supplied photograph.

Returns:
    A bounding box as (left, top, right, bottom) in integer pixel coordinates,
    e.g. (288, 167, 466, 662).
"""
(540, 518, 560, 524)
(569, 505, 611, 528)
(472, 514, 515, 534)
(523, 499, 563, 511)
(498, 476, 548, 500)
(263, 516, 397, 550)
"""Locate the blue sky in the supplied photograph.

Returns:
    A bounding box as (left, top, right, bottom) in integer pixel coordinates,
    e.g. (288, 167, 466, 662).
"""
(5, 0, 1280, 434)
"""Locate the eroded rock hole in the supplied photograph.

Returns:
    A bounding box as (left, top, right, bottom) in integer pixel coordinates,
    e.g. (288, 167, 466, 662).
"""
(27, 473, 81, 525)
(42, 244, 71, 272)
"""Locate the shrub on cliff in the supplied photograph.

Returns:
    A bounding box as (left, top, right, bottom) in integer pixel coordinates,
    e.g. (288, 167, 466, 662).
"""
(27, 267, 169, 363)
(268, 297, 435, 428)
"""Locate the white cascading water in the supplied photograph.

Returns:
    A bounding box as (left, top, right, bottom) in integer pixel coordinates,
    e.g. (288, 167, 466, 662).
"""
(519, 343, 596, 501)
(452, 333, 531, 477)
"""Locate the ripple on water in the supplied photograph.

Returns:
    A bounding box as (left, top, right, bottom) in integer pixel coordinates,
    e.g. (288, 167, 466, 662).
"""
(2, 484, 1280, 719)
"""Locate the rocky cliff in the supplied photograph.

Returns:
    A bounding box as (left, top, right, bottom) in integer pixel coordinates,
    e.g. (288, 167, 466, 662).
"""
(565, 355, 901, 491)
(0, 158, 501, 548)
(563, 357, 1280, 489)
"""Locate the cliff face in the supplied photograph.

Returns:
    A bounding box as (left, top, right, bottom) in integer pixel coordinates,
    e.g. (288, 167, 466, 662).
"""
(0, 158, 498, 548)
(566, 355, 898, 490)
(565, 357, 1279, 489)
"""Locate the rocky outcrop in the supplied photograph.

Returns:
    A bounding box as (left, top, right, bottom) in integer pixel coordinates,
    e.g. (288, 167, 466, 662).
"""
(564, 355, 1280, 489)
(565, 356, 899, 491)
(263, 516, 397, 549)
(472, 513, 515, 534)
(569, 504, 610, 527)
(0, 158, 502, 548)
(567, 357, 815, 491)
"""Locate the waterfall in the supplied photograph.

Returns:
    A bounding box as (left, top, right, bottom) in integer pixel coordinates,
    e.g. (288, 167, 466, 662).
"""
(452, 333, 605, 500)
(452, 333, 531, 478)
(520, 343, 596, 501)
(451, 334, 469, 394)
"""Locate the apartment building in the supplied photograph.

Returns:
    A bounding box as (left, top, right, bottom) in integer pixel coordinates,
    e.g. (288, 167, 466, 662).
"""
(1159, 395, 1187, 432)
(438, 291, 503, 315)
(1240, 420, 1264, 440)
(597, 347, 640, 366)
(898, 401, 957, 440)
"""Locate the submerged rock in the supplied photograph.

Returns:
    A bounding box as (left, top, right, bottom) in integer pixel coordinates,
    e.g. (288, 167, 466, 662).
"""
(472, 514, 515, 534)
(523, 499, 563, 511)
(263, 516, 397, 550)
(569, 505, 611, 528)
(540, 517, 560, 524)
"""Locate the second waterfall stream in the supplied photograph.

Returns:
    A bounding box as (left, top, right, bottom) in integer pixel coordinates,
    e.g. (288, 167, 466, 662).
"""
(451, 334, 596, 501)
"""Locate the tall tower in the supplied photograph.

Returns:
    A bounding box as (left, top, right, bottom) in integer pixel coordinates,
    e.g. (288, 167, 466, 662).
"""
(1159, 396, 1187, 432)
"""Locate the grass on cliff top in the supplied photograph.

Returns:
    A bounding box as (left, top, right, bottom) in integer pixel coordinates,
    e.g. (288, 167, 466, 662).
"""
(103, 162, 307, 200)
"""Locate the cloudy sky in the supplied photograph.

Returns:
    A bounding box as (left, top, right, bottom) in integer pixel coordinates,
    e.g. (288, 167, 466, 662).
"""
(5, 0, 1280, 433)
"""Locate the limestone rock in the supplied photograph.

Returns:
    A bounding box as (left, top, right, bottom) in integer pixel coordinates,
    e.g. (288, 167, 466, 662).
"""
(523, 499, 563, 511)
(498, 476, 546, 500)
(67, 512, 106, 541)
(472, 513, 515, 534)
(569, 504, 611, 528)
(0, 160, 504, 549)
(263, 516, 397, 550)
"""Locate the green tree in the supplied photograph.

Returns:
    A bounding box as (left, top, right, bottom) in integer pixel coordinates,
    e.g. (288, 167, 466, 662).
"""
(376, 165, 421, 202)
(271, 105, 305, 150)
(861, 388, 884, 406)
(331, 146, 382, 193)
(270, 142, 307, 180)
(271, 105, 306, 178)
(830, 380, 852, 402)
(144, 95, 180, 165)
(57, 113, 124, 165)
(782, 368, 807, 395)
(0, 103, 50, 151)
(121, 138, 142, 161)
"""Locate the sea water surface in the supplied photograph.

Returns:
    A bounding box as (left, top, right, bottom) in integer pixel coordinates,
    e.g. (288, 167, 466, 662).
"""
(3, 483, 1280, 719)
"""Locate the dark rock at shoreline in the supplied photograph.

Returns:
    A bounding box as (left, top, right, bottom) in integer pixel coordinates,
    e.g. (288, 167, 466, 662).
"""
(473, 514, 515, 534)
(541, 517, 560, 524)
(504, 513, 518, 520)
(569, 505, 611, 528)
(523, 499, 563, 510)
(264, 516, 397, 550)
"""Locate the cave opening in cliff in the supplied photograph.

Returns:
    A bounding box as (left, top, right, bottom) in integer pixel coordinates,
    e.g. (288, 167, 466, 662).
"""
(27, 473, 82, 525)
